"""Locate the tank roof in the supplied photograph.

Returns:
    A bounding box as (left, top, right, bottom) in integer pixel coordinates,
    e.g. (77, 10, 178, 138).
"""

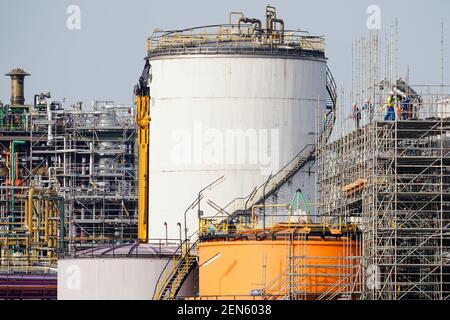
(148, 7, 325, 60)
(65, 242, 181, 259)
(148, 26, 325, 60)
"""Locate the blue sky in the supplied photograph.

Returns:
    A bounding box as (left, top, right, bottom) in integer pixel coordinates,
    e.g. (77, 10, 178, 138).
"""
(0, 0, 448, 107)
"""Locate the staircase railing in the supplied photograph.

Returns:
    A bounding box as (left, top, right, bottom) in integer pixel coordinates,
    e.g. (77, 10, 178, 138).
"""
(225, 68, 337, 218)
(226, 144, 315, 217)
(322, 66, 337, 143)
(316, 261, 363, 300)
(153, 237, 198, 300)
(262, 271, 288, 300)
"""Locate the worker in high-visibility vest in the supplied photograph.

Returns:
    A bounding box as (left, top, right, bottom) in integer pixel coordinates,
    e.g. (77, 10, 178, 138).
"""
(384, 92, 396, 121)
(352, 103, 361, 128)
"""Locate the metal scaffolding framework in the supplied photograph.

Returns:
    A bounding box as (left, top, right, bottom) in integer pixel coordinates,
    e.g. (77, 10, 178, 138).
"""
(318, 106, 450, 299)
(0, 98, 138, 272)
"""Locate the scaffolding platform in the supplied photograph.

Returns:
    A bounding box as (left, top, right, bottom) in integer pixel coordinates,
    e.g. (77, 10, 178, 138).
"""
(318, 118, 450, 300)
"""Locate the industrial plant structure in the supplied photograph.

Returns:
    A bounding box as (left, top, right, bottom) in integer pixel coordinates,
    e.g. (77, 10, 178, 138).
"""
(0, 69, 138, 299)
(1, 5, 449, 300)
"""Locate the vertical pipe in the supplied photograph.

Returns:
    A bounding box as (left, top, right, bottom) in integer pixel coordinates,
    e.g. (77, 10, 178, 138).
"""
(164, 222, 168, 245)
(47, 100, 53, 145)
(10, 140, 26, 221)
(26, 187, 34, 239)
(44, 198, 49, 243)
(58, 197, 65, 256)
(177, 222, 182, 244)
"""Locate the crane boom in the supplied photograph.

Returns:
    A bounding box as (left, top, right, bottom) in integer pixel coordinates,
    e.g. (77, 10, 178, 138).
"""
(135, 60, 151, 243)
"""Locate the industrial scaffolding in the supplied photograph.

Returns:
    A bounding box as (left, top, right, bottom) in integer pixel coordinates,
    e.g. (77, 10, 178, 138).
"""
(0, 97, 138, 272)
(317, 104, 450, 299)
(61, 102, 138, 251)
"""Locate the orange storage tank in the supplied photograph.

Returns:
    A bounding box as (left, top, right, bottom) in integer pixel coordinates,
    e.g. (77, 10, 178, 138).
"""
(197, 232, 360, 300)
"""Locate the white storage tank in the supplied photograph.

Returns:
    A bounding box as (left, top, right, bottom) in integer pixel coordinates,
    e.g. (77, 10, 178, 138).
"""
(57, 242, 196, 300)
(147, 8, 330, 239)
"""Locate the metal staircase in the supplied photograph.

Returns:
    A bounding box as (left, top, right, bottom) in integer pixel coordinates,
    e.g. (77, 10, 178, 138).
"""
(226, 67, 337, 217)
(227, 143, 315, 217)
(324, 66, 337, 142)
(153, 239, 198, 300)
(262, 271, 288, 300)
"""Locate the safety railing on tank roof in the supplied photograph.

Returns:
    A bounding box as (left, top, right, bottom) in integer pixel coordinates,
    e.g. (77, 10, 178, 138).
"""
(64, 238, 183, 259)
(198, 210, 359, 238)
(147, 25, 325, 56)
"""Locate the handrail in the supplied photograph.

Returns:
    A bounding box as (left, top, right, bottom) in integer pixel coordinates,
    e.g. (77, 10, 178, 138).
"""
(262, 271, 288, 300)
(224, 69, 336, 219)
(320, 66, 337, 145)
(152, 240, 187, 299)
(152, 233, 198, 300)
(230, 143, 315, 218)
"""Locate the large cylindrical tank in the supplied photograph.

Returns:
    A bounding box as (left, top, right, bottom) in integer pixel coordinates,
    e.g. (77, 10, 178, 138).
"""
(197, 236, 358, 300)
(148, 26, 328, 239)
(57, 243, 196, 300)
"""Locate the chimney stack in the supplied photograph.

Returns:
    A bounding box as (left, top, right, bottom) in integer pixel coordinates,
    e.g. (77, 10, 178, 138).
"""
(5, 68, 30, 106)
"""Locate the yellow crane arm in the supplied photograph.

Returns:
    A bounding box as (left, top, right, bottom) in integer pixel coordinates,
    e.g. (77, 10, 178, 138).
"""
(135, 60, 151, 243)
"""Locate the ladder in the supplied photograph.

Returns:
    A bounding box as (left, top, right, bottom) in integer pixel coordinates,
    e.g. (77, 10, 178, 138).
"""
(153, 240, 198, 300)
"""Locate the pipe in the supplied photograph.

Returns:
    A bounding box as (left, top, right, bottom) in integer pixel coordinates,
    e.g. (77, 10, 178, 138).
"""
(265, 5, 277, 41)
(58, 196, 64, 256)
(271, 18, 285, 43)
(237, 17, 262, 36)
(47, 100, 53, 145)
(49, 202, 55, 256)
(26, 187, 34, 234)
(11, 140, 26, 220)
(262, 173, 273, 230)
(44, 199, 49, 243)
(177, 222, 182, 244)
(164, 222, 168, 246)
(228, 11, 244, 25)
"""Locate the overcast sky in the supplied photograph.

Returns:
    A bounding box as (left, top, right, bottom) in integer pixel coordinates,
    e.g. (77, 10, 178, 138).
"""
(0, 0, 448, 108)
